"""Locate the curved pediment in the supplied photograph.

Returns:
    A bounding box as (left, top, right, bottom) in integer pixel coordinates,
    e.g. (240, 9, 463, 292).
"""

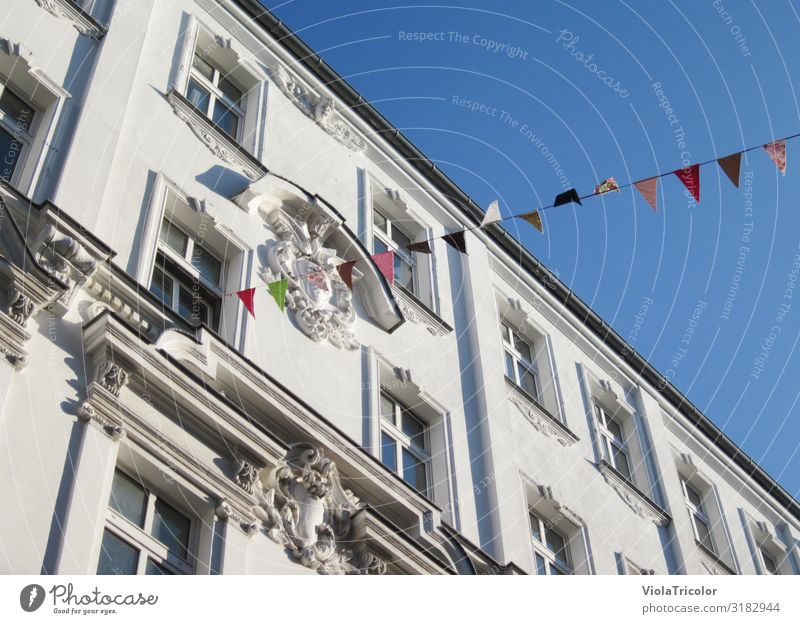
(233, 174, 404, 346)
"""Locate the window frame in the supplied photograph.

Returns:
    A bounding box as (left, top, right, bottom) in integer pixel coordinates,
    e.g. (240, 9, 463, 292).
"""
(501, 321, 541, 402)
(759, 547, 779, 575)
(98, 469, 196, 576)
(372, 206, 419, 296)
(529, 510, 572, 575)
(0, 79, 39, 185)
(595, 404, 633, 482)
(186, 50, 245, 142)
(379, 390, 432, 498)
(681, 479, 716, 555)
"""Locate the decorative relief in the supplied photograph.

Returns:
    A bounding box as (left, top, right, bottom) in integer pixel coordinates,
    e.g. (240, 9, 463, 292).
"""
(698, 548, 731, 575)
(216, 500, 258, 536)
(249, 443, 385, 575)
(392, 287, 451, 336)
(508, 391, 577, 447)
(78, 401, 124, 440)
(7, 285, 35, 326)
(264, 205, 358, 349)
(32, 0, 104, 38)
(270, 64, 367, 153)
(233, 457, 261, 495)
(96, 360, 128, 397)
(33, 224, 97, 308)
(597, 461, 669, 527)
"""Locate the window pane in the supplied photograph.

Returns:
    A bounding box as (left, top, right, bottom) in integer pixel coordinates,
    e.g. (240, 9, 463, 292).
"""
(373, 237, 388, 254)
(391, 226, 411, 249)
(186, 79, 211, 113)
(380, 432, 397, 473)
(513, 332, 532, 361)
(530, 514, 542, 543)
(605, 418, 623, 441)
(0, 126, 22, 182)
(504, 351, 516, 381)
(402, 449, 428, 496)
(178, 284, 209, 326)
(159, 218, 189, 256)
(613, 446, 632, 481)
(546, 528, 566, 558)
(149, 264, 174, 308)
(191, 244, 222, 284)
(395, 256, 415, 293)
(192, 54, 215, 81)
(695, 515, 715, 552)
(373, 210, 388, 233)
(380, 394, 395, 424)
(218, 77, 243, 105)
(212, 100, 239, 138)
(108, 470, 147, 527)
(152, 498, 191, 560)
(535, 553, 547, 575)
(0, 87, 34, 132)
(96, 530, 139, 575)
(518, 363, 539, 398)
(145, 558, 174, 575)
(685, 483, 703, 508)
(401, 411, 426, 450)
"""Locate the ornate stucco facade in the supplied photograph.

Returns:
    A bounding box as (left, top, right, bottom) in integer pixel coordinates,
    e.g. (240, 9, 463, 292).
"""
(1, 0, 798, 576)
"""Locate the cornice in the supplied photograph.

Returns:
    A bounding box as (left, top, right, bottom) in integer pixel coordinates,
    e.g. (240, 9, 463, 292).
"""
(392, 286, 452, 337)
(597, 460, 670, 527)
(32, 0, 105, 39)
(507, 379, 578, 447)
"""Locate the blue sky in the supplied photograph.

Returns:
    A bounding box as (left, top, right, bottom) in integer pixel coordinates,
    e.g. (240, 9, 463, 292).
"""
(265, 1, 800, 496)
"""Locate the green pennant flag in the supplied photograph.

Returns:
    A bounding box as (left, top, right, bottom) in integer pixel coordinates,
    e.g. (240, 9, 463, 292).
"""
(268, 279, 288, 312)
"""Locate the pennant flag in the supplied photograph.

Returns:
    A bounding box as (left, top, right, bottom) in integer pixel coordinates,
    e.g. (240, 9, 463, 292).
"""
(764, 140, 787, 175)
(268, 279, 288, 312)
(236, 288, 256, 318)
(337, 260, 356, 290)
(634, 177, 659, 212)
(406, 240, 433, 254)
(717, 152, 742, 187)
(519, 210, 543, 233)
(307, 270, 328, 292)
(442, 231, 467, 254)
(371, 251, 395, 284)
(674, 164, 700, 203)
(553, 188, 582, 207)
(481, 199, 502, 226)
(594, 177, 620, 195)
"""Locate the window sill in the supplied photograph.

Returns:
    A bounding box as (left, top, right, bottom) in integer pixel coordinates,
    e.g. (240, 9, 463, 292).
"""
(35, 0, 106, 39)
(166, 89, 267, 182)
(596, 460, 670, 527)
(506, 377, 578, 447)
(697, 541, 736, 575)
(391, 285, 452, 336)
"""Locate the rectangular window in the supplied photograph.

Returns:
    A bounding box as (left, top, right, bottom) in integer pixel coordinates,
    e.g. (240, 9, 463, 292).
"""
(596, 405, 632, 481)
(529, 511, 571, 575)
(98, 470, 194, 575)
(379, 391, 430, 497)
(0, 82, 36, 184)
(681, 480, 716, 554)
(186, 49, 244, 140)
(502, 322, 541, 401)
(372, 208, 417, 295)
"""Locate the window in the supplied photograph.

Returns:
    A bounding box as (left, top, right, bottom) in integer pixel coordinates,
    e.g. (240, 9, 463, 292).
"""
(149, 189, 225, 329)
(379, 391, 431, 497)
(760, 548, 779, 575)
(373, 207, 417, 295)
(0, 81, 36, 184)
(97, 470, 194, 575)
(681, 479, 715, 554)
(185, 49, 244, 140)
(529, 510, 571, 575)
(502, 322, 540, 401)
(596, 405, 632, 481)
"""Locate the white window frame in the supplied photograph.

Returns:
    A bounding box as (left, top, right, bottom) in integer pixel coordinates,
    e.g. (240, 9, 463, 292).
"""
(186, 49, 245, 142)
(501, 321, 541, 402)
(596, 404, 633, 482)
(372, 206, 419, 296)
(100, 469, 196, 575)
(0, 79, 39, 185)
(379, 390, 432, 498)
(529, 510, 572, 575)
(681, 479, 716, 554)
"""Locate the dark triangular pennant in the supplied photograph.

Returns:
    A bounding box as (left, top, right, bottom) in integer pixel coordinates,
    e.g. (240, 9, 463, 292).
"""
(406, 241, 432, 254)
(717, 152, 742, 188)
(553, 188, 582, 207)
(442, 231, 467, 254)
(337, 260, 357, 290)
(519, 211, 543, 233)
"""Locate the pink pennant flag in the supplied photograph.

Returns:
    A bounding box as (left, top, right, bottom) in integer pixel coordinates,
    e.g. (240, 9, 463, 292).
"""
(236, 288, 256, 318)
(371, 251, 395, 285)
(674, 164, 700, 203)
(764, 140, 787, 175)
(634, 177, 659, 212)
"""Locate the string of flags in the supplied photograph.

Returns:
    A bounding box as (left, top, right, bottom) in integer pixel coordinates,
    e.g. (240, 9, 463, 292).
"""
(232, 131, 798, 319)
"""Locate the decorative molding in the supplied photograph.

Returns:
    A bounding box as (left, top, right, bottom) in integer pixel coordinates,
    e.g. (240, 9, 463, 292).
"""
(0, 310, 31, 369)
(7, 284, 36, 326)
(597, 460, 670, 526)
(698, 543, 734, 575)
(0, 37, 34, 64)
(232, 457, 261, 495)
(33, 223, 98, 310)
(507, 382, 578, 447)
(264, 203, 358, 349)
(95, 360, 128, 397)
(77, 396, 124, 440)
(216, 500, 259, 536)
(252, 443, 385, 575)
(269, 64, 367, 153)
(166, 89, 267, 182)
(536, 484, 585, 526)
(32, 0, 105, 39)
(392, 286, 451, 336)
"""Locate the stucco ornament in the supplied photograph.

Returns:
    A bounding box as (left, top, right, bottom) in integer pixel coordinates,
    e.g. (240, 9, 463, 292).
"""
(265, 207, 358, 349)
(270, 64, 367, 153)
(96, 360, 128, 397)
(253, 443, 384, 574)
(7, 285, 35, 326)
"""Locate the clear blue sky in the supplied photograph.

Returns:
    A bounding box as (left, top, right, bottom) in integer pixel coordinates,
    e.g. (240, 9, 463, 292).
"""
(264, 1, 800, 497)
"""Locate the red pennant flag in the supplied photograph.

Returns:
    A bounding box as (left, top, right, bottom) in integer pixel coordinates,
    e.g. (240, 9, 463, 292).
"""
(337, 260, 356, 290)
(236, 287, 256, 318)
(674, 164, 700, 203)
(764, 140, 787, 175)
(371, 251, 394, 284)
(442, 231, 467, 254)
(717, 153, 742, 187)
(634, 177, 659, 212)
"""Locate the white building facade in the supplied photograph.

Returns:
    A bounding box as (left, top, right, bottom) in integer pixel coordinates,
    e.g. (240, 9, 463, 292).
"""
(0, 0, 798, 576)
